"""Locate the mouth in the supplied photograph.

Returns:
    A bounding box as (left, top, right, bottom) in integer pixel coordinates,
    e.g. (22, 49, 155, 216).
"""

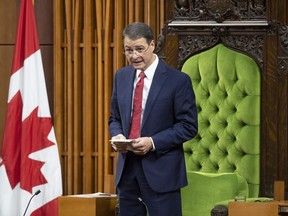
(131, 59, 144, 67)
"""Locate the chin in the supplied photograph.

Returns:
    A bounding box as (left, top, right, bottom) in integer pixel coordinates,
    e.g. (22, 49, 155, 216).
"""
(132, 63, 145, 70)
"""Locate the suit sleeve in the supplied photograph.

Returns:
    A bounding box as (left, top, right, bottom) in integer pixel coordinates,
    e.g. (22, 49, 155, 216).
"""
(108, 72, 124, 137)
(151, 73, 198, 152)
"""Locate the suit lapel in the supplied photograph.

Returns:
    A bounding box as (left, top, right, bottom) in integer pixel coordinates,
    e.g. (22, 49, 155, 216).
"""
(123, 67, 136, 136)
(142, 61, 168, 128)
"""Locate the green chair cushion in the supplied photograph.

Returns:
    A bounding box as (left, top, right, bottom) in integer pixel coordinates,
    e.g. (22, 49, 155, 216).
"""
(181, 171, 249, 216)
(181, 44, 261, 198)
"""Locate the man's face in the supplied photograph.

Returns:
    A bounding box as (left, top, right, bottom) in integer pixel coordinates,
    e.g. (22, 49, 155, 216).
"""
(123, 37, 155, 71)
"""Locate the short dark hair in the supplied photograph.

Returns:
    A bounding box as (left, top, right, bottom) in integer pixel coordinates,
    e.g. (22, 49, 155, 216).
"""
(123, 22, 154, 44)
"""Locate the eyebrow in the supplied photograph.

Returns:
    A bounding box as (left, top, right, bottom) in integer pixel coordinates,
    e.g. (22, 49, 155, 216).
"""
(124, 45, 145, 48)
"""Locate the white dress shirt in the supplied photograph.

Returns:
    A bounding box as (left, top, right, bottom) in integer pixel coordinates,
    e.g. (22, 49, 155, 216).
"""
(132, 54, 159, 123)
(132, 54, 159, 149)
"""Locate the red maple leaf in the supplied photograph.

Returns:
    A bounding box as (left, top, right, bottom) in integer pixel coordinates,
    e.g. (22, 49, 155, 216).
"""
(1, 92, 55, 193)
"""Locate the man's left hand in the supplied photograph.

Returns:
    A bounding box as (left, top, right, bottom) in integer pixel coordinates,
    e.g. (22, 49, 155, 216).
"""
(131, 137, 153, 155)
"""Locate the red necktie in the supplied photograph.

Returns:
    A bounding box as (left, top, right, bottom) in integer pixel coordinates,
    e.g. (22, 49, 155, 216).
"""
(129, 71, 145, 139)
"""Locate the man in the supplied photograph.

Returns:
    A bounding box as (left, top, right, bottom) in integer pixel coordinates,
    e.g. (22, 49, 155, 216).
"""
(109, 22, 197, 216)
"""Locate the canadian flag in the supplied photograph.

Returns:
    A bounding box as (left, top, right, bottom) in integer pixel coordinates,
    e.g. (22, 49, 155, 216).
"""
(0, 0, 62, 215)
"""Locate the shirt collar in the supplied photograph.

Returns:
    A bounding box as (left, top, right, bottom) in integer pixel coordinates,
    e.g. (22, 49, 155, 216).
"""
(136, 54, 159, 80)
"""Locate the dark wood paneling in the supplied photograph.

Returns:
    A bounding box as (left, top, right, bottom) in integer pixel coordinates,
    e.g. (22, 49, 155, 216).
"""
(41, 45, 54, 116)
(0, 0, 17, 44)
(34, 0, 53, 44)
(0, 46, 14, 151)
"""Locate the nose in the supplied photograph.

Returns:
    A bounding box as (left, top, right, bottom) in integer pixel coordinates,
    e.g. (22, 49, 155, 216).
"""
(131, 50, 141, 57)
(130, 54, 140, 61)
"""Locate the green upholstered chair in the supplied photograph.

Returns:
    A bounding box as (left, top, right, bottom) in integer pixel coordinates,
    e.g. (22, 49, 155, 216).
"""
(180, 44, 267, 216)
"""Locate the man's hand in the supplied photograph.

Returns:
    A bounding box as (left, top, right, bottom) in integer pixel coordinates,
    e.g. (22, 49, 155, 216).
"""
(131, 137, 153, 155)
(110, 134, 132, 153)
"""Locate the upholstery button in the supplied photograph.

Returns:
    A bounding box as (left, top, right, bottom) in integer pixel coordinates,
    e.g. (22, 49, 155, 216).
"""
(239, 121, 246, 126)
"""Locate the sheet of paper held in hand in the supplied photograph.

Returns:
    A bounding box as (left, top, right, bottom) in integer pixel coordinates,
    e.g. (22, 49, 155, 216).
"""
(109, 139, 134, 151)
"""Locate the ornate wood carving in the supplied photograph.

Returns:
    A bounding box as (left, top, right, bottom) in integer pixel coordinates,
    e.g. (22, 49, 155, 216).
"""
(267, 20, 279, 35)
(178, 35, 217, 62)
(178, 34, 264, 68)
(155, 28, 165, 53)
(223, 35, 264, 68)
(278, 58, 288, 75)
(279, 24, 288, 54)
(174, 0, 266, 22)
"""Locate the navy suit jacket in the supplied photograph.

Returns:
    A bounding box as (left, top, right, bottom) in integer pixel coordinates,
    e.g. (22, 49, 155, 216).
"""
(109, 59, 197, 193)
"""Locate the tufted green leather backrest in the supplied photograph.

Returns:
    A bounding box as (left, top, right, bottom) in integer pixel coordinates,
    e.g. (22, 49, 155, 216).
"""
(181, 44, 261, 197)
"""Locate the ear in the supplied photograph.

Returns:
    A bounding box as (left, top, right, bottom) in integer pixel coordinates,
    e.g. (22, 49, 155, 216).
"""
(150, 40, 155, 51)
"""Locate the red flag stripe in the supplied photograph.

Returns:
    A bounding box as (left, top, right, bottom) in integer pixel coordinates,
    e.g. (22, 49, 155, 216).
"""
(11, 0, 39, 74)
